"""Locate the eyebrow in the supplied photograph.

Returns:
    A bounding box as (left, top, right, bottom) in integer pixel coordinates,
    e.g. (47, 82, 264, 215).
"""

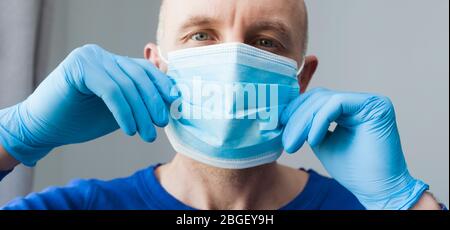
(247, 20, 293, 41)
(179, 16, 219, 33)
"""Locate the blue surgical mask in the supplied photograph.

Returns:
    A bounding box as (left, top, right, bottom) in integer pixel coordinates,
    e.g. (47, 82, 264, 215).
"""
(160, 43, 304, 169)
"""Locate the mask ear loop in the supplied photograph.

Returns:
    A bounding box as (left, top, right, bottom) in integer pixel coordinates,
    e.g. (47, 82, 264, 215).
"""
(156, 46, 181, 99)
(297, 59, 306, 77)
(157, 46, 169, 64)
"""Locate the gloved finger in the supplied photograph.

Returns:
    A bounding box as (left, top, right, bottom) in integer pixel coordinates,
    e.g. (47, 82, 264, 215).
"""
(131, 58, 180, 103)
(103, 58, 157, 142)
(282, 93, 332, 153)
(307, 93, 372, 147)
(116, 56, 169, 128)
(84, 68, 137, 136)
(307, 94, 344, 147)
(281, 88, 330, 125)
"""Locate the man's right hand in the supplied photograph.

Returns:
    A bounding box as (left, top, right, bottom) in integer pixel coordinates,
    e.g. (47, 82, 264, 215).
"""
(0, 44, 178, 167)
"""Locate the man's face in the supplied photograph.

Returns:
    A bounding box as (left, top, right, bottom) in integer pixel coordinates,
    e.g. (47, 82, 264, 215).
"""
(145, 0, 317, 169)
(158, 0, 307, 65)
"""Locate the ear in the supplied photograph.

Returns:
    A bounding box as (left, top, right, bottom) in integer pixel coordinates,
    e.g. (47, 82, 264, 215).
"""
(298, 55, 319, 93)
(144, 43, 166, 72)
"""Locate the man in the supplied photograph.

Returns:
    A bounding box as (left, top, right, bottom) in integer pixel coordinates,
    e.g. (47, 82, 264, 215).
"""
(0, 0, 443, 210)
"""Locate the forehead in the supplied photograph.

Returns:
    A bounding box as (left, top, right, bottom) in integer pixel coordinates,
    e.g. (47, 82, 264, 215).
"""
(164, 0, 304, 31)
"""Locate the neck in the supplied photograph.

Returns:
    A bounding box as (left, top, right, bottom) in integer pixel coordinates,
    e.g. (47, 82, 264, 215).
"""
(155, 154, 308, 210)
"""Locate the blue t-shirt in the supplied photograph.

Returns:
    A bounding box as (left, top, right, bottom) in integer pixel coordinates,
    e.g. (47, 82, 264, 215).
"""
(1, 165, 365, 210)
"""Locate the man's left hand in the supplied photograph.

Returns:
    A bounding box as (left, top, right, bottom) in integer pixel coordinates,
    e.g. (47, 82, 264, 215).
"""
(281, 88, 429, 210)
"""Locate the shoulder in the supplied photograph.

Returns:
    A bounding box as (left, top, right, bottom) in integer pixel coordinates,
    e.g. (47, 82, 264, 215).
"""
(1, 178, 96, 210)
(1, 165, 156, 210)
(307, 170, 366, 210)
(67, 165, 156, 210)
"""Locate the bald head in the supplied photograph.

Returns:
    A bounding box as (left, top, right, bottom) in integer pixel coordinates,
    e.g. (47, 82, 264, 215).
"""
(156, 0, 309, 58)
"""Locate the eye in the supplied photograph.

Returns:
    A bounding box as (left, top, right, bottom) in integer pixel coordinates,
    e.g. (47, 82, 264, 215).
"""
(190, 32, 211, 41)
(256, 38, 277, 48)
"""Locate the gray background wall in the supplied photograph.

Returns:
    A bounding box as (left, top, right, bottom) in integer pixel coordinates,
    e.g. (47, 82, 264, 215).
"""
(32, 0, 449, 206)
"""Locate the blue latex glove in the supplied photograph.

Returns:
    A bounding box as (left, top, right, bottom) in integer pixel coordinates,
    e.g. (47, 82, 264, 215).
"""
(0, 44, 178, 167)
(281, 88, 429, 210)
